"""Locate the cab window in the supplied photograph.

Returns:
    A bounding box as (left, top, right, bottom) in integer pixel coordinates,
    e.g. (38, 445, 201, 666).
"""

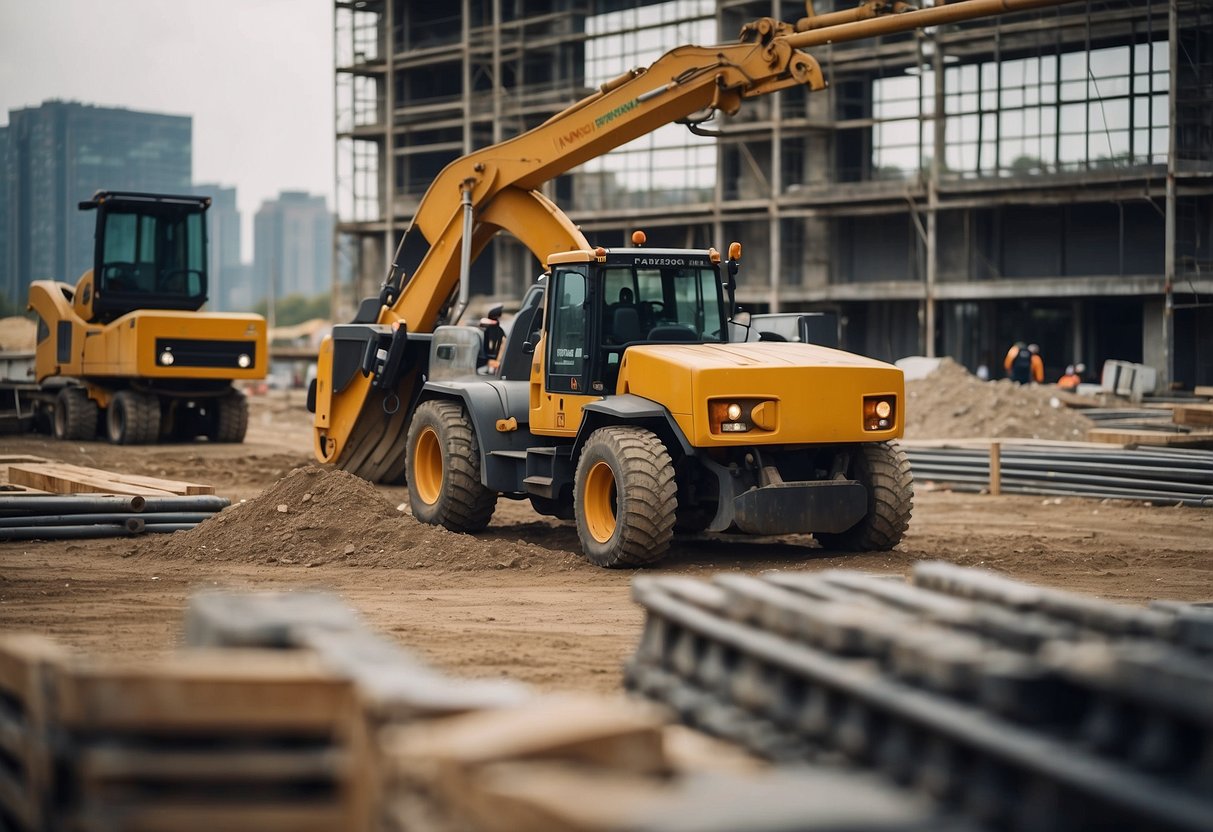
(547, 267, 589, 393)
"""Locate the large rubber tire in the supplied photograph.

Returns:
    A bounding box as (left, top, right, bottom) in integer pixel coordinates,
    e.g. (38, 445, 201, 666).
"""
(106, 391, 161, 445)
(211, 392, 249, 443)
(815, 441, 914, 551)
(53, 387, 99, 441)
(405, 399, 497, 532)
(574, 426, 676, 568)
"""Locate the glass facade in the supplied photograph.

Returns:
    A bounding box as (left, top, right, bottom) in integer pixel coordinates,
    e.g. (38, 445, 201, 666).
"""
(0, 101, 191, 308)
(873, 41, 1170, 179)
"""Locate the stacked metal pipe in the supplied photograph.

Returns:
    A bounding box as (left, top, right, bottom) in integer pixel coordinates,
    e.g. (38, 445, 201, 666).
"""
(0, 494, 230, 541)
(903, 443, 1213, 506)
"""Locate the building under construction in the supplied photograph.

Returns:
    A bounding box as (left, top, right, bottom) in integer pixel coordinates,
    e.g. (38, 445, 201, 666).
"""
(334, 0, 1212, 387)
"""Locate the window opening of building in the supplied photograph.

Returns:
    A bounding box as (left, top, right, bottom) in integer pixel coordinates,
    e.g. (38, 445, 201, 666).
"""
(577, 0, 717, 211)
(872, 40, 1168, 179)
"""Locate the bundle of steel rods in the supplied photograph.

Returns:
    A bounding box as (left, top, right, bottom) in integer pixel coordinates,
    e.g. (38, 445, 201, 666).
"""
(904, 443, 1213, 506)
(626, 564, 1213, 832)
(0, 494, 230, 541)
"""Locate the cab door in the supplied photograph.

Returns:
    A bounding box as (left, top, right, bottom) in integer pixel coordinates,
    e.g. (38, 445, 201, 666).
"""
(529, 265, 600, 436)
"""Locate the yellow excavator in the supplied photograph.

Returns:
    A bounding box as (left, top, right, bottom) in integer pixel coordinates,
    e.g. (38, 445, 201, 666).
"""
(19, 191, 266, 444)
(311, 0, 1076, 566)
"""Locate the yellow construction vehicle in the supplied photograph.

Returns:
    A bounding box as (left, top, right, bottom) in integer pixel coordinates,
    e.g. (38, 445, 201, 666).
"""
(311, 0, 1074, 566)
(17, 191, 266, 444)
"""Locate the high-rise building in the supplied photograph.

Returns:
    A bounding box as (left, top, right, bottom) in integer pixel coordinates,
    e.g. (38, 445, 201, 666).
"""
(253, 191, 334, 307)
(193, 183, 242, 311)
(0, 124, 10, 312)
(0, 100, 192, 309)
(334, 0, 1213, 388)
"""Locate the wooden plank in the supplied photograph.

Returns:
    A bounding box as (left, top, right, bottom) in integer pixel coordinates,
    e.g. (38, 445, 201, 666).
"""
(0, 455, 48, 466)
(1173, 405, 1213, 428)
(382, 695, 668, 781)
(80, 466, 214, 496)
(6, 462, 214, 496)
(0, 633, 71, 708)
(900, 437, 1132, 451)
(454, 761, 661, 832)
(1086, 427, 1213, 448)
(1194, 386, 1213, 399)
(72, 802, 348, 832)
(78, 746, 347, 785)
(7, 464, 177, 497)
(0, 483, 51, 495)
(55, 650, 355, 733)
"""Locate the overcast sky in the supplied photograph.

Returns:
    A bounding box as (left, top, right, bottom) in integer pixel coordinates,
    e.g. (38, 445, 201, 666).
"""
(0, 0, 333, 261)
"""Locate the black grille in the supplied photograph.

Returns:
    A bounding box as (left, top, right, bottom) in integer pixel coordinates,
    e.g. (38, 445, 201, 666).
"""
(155, 338, 257, 369)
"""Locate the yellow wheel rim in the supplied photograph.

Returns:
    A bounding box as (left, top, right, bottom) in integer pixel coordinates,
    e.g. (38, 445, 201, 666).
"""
(413, 426, 443, 505)
(584, 460, 617, 543)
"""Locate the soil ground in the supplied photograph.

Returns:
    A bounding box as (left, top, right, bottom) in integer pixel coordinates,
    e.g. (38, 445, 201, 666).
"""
(1, 388, 1210, 695)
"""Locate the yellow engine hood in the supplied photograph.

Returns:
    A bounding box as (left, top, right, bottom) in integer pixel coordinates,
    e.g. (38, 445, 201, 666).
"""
(616, 342, 904, 447)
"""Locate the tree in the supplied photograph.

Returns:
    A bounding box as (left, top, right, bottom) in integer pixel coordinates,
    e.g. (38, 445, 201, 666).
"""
(252, 293, 331, 328)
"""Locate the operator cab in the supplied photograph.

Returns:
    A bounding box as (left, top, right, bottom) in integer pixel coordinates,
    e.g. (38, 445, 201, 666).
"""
(545, 242, 731, 395)
(80, 191, 210, 323)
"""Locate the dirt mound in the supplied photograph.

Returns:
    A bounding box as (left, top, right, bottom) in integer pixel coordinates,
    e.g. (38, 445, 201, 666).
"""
(0, 316, 36, 351)
(905, 358, 1093, 441)
(146, 466, 589, 574)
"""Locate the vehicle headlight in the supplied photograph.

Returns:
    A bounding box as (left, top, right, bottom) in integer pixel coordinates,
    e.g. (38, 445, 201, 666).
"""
(159, 350, 174, 366)
(863, 395, 896, 431)
(709, 399, 776, 435)
(237, 353, 251, 369)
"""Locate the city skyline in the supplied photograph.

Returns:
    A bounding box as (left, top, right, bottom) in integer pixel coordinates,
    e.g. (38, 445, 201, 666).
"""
(0, 0, 334, 262)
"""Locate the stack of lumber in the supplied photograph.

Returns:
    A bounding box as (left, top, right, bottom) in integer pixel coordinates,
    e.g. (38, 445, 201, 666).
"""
(3, 457, 214, 496)
(1084, 392, 1213, 448)
(0, 639, 367, 832)
(185, 592, 961, 832)
(0, 458, 225, 541)
(1173, 403, 1213, 429)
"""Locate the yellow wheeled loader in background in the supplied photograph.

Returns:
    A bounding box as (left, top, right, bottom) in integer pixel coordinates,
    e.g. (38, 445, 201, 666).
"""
(15, 191, 267, 444)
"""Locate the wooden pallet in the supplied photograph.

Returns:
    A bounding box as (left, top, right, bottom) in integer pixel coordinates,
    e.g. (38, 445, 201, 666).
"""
(0, 634, 71, 831)
(55, 650, 370, 832)
(6, 462, 214, 496)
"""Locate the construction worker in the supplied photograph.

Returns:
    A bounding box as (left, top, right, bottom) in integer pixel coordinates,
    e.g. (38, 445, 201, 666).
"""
(477, 305, 506, 374)
(1058, 365, 1081, 391)
(1028, 344, 1045, 383)
(1004, 341, 1031, 384)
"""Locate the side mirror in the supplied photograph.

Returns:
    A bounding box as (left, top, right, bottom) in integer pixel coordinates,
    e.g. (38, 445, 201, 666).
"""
(487, 303, 504, 320)
(522, 341, 535, 355)
(732, 309, 751, 328)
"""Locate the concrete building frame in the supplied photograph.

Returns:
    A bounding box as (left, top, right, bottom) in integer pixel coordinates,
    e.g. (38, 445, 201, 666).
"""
(333, 0, 1212, 388)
